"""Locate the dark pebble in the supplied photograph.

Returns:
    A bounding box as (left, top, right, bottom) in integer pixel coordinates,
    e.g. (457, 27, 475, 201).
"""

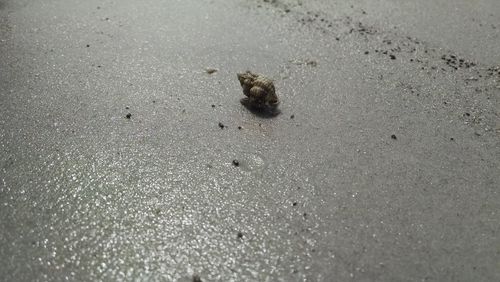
(364, 51, 369, 55)
(391, 134, 397, 140)
(192, 274, 202, 282)
(237, 126, 242, 130)
(389, 54, 396, 60)
(125, 106, 129, 109)
(237, 231, 243, 238)
(464, 112, 470, 117)
(292, 202, 298, 206)
(284, 9, 290, 13)
(125, 113, 132, 119)
(211, 104, 215, 108)
(86, 44, 90, 47)
(205, 68, 217, 74)
(218, 122, 225, 129)
(290, 114, 295, 119)
(232, 160, 239, 167)
(450, 137, 454, 141)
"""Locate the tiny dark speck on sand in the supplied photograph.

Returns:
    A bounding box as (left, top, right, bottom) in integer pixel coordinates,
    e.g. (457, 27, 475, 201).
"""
(205, 68, 217, 74)
(293, 202, 298, 206)
(232, 160, 239, 167)
(86, 44, 90, 47)
(364, 51, 369, 55)
(390, 55, 396, 60)
(218, 122, 225, 129)
(306, 60, 318, 67)
(237, 231, 243, 238)
(192, 274, 202, 282)
(125, 106, 129, 109)
(450, 137, 454, 141)
(391, 134, 397, 140)
(238, 126, 242, 130)
(290, 114, 295, 119)
(125, 113, 131, 119)
(211, 104, 215, 108)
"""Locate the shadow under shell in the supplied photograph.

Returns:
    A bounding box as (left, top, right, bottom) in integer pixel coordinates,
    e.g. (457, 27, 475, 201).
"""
(240, 98, 281, 118)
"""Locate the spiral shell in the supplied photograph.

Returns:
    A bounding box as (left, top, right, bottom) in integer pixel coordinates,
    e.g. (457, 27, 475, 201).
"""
(237, 71, 279, 107)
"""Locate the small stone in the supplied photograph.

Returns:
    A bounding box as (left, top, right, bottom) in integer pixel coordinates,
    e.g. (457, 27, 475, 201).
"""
(232, 160, 239, 167)
(205, 68, 217, 74)
(211, 104, 215, 108)
(391, 134, 397, 140)
(86, 44, 90, 47)
(192, 274, 202, 282)
(218, 122, 225, 129)
(364, 51, 369, 55)
(125, 113, 132, 119)
(125, 106, 129, 109)
(237, 126, 242, 130)
(237, 231, 243, 238)
(389, 54, 396, 60)
(292, 202, 298, 206)
(290, 115, 295, 119)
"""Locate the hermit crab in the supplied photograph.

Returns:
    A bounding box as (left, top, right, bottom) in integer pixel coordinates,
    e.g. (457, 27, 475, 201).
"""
(237, 71, 279, 109)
